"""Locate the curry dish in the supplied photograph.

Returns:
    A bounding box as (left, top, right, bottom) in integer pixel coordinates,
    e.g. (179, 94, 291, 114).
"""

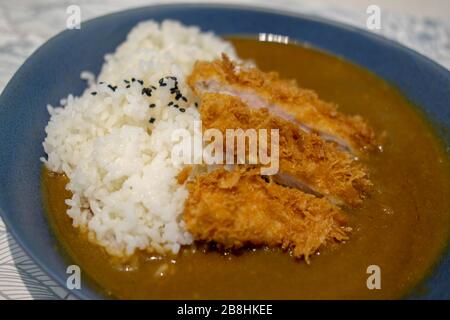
(42, 37, 450, 299)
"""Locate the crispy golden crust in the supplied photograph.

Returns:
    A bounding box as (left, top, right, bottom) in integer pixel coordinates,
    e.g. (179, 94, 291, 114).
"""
(183, 167, 350, 262)
(188, 55, 377, 154)
(200, 93, 372, 206)
(177, 166, 192, 185)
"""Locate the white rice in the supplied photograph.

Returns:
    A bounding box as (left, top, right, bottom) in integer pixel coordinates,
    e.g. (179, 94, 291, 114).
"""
(42, 20, 238, 257)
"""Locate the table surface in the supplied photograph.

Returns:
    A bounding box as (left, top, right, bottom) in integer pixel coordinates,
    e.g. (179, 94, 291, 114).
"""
(0, 0, 449, 300)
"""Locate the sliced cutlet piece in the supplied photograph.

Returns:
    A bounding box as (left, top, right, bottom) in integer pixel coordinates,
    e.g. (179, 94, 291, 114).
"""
(188, 54, 377, 154)
(199, 93, 372, 206)
(183, 166, 350, 262)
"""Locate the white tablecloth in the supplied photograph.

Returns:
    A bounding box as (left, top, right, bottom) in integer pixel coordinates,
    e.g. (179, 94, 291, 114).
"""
(0, 0, 449, 299)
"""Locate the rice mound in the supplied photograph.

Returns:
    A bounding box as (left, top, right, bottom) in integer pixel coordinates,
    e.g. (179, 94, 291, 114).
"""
(42, 20, 238, 256)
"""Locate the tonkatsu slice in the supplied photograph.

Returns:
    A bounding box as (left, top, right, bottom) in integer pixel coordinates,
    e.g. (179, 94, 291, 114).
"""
(188, 55, 377, 154)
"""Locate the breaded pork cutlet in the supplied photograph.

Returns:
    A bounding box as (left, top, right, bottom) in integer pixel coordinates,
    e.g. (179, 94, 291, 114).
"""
(200, 93, 372, 206)
(188, 55, 377, 155)
(183, 166, 350, 261)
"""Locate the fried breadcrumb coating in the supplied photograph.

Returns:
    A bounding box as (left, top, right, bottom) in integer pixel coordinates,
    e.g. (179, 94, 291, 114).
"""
(200, 93, 372, 206)
(181, 55, 380, 261)
(183, 167, 350, 262)
(188, 55, 378, 154)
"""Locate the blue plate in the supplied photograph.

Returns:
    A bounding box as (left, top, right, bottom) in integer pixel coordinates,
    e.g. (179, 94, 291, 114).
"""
(0, 4, 449, 299)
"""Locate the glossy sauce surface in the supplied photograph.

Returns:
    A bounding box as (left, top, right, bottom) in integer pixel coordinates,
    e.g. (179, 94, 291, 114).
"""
(42, 38, 450, 299)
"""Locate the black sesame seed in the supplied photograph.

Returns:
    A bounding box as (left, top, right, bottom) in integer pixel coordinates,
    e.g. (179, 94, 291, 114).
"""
(137, 80, 144, 85)
(181, 96, 188, 102)
(107, 84, 117, 92)
(179, 108, 186, 112)
(131, 78, 136, 82)
(124, 79, 130, 84)
(149, 103, 156, 108)
(126, 85, 130, 88)
(158, 78, 167, 87)
(175, 93, 182, 100)
(99, 81, 104, 84)
(194, 102, 199, 108)
(173, 104, 179, 109)
(151, 86, 157, 90)
(141, 87, 152, 96)
(149, 117, 156, 123)
(168, 101, 174, 106)
(91, 92, 97, 96)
